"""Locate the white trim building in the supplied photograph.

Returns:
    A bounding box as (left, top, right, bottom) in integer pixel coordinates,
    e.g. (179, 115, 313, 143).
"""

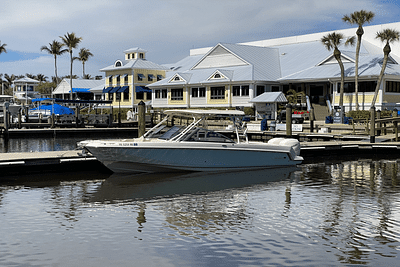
(149, 22, 400, 113)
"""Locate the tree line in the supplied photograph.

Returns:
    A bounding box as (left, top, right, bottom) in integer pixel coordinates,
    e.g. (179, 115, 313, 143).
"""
(0, 32, 98, 96)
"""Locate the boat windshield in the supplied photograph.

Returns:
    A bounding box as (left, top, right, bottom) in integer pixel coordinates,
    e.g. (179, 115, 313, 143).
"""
(158, 126, 234, 143)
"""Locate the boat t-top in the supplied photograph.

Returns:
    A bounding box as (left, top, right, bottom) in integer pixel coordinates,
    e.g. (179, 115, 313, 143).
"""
(79, 109, 303, 173)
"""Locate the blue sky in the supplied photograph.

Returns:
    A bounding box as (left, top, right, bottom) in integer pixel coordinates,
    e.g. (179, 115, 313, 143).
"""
(1, 0, 400, 80)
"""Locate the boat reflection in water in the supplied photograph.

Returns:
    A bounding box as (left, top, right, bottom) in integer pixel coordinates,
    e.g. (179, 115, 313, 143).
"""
(88, 167, 299, 203)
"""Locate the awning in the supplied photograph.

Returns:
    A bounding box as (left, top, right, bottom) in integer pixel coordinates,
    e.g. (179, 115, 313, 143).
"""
(117, 86, 129, 93)
(135, 86, 151, 93)
(137, 74, 145, 80)
(103, 87, 113, 93)
(157, 75, 164, 80)
(72, 88, 91, 93)
(109, 86, 121, 93)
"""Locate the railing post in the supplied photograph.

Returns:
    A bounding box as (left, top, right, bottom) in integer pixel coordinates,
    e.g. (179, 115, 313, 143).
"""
(138, 101, 146, 137)
(393, 108, 398, 142)
(370, 106, 375, 143)
(286, 104, 292, 137)
(376, 110, 381, 136)
(310, 107, 314, 133)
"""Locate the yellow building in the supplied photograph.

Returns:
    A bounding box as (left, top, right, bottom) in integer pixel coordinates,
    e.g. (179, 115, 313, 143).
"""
(100, 47, 169, 109)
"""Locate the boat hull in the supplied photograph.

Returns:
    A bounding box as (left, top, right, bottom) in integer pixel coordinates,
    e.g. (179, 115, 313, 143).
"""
(85, 141, 303, 173)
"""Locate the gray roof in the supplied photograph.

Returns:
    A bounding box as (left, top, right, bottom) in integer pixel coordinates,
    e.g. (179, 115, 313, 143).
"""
(14, 77, 40, 83)
(249, 92, 287, 103)
(124, 47, 147, 53)
(100, 59, 170, 72)
(141, 38, 400, 88)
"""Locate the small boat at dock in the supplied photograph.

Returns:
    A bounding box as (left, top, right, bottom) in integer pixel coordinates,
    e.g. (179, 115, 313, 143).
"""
(79, 109, 303, 173)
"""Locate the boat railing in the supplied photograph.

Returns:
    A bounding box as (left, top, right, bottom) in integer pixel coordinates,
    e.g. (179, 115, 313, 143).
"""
(170, 115, 206, 142)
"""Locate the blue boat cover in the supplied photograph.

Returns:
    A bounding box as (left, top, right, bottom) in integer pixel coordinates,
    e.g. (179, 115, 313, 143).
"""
(72, 88, 91, 93)
(30, 104, 75, 115)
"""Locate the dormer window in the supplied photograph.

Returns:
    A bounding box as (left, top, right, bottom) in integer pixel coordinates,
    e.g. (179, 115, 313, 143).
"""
(214, 73, 221, 79)
(127, 54, 130, 59)
(174, 76, 180, 81)
(115, 60, 123, 67)
(139, 53, 144, 59)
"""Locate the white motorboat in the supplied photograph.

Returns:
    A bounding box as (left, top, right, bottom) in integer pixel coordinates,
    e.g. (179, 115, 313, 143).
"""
(79, 109, 303, 173)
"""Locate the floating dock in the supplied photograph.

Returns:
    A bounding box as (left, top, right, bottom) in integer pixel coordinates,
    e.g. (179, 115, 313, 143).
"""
(0, 150, 110, 177)
(1, 140, 399, 178)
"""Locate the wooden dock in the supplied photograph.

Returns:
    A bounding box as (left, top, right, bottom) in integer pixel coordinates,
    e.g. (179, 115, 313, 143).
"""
(0, 150, 110, 178)
(1, 139, 399, 178)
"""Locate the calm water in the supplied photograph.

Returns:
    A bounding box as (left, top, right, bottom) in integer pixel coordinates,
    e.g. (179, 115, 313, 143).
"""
(1, 159, 400, 266)
(0, 137, 83, 153)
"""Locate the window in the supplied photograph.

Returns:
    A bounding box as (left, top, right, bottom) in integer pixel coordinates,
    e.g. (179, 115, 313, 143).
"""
(136, 92, 144, 100)
(157, 75, 164, 81)
(115, 92, 121, 101)
(139, 53, 144, 59)
(242, 85, 249, 96)
(233, 85, 249, 97)
(191, 87, 205, 98)
(124, 74, 128, 84)
(115, 61, 122, 67)
(211, 86, 225, 99)
(155, 89, 161, 99)
(108, 92, 113, 101)
(386, 81, 400, 93)
(127, 54, 130, 59)
(338, 81, 376, 93)
(123, 91, 129, 100)
(116, 75, 120, 84)
(192, 87, 198, 97)
(171, 88, 183, 101)
(174, 76, 181, 81)
(214, 73, 221, 79)
(233, 86, 240, 96)
(256, 85, 265, 96)
(162, 89, 167, 98)
(148, 74, 154, 81)
(108, 76, 113, 84)
(146, 92, 152, 100)
(138, 74, 145, 81)
(272, 86, 280, 92)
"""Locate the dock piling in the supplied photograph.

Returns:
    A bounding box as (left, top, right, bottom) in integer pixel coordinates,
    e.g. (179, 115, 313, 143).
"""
(138, 101, 146, 137)
(286, 104, 292, 137)
(370, 106, 375, 143)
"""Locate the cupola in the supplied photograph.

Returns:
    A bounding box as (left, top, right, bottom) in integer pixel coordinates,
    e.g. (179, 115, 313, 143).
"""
(124, 47, 147, 60)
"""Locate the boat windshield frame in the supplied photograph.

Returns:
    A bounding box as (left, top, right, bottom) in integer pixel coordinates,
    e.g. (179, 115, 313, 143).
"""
(143, 109, 245, 143)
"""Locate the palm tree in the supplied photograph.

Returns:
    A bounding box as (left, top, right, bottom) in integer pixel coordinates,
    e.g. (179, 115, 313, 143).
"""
(76, 48, 93, 77)
(0, 41, 6, 55)
(342, 10, 375, 111)
(40, 40, 67, 85)
(35, 74, 48, 82)
(60, 32, 82, 99)
(371, 29, 400, 108)
(321, 32, 355, 108)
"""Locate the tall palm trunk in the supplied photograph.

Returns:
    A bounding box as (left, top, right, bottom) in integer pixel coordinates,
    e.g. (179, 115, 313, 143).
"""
(354, 27, 363, 111)
(69, 51, 73, 100)
(54, 55, 58, 85)
(371, 43, 390, 107)
(334, 48, 345, 107)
